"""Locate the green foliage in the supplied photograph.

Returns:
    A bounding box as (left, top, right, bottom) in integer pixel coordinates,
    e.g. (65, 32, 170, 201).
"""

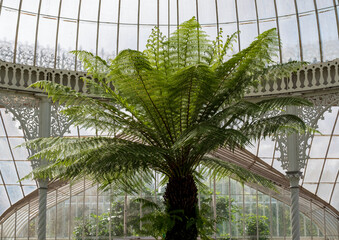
(73, 198, 141, 239)
(25, 17, 309, 189)
(241, 214, 270, 240)
(25, 17, 310, 240)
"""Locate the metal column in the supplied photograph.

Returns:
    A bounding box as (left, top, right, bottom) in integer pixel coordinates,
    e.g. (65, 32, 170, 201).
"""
(37, 96, 51, 240)
(286, 106, 301, 240)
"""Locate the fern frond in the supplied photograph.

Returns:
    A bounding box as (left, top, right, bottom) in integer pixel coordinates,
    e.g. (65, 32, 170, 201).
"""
(200, 155, 277, 190)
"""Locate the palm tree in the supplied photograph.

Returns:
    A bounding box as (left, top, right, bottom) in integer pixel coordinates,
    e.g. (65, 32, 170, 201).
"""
(26, 18, 310, 240)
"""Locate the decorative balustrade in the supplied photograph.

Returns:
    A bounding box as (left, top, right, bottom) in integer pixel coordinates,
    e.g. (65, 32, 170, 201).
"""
(0, 59, 338, 97)
(0, 62, 88, 93)
(246, 59, 339, 97)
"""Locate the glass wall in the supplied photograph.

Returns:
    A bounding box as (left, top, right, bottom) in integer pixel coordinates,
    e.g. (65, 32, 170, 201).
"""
(1, 177, 337, 240)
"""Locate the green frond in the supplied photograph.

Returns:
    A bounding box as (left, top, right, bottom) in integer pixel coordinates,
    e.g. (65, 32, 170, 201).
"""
(241, 114, 307, 140)
(175, 125, 250, 155)
(209, 30, 238, 68)
(26, 18, 312, 200)
(29, 81, 93, 105)
(256, 97, 312, 114)
(71, 50, 110, 79)
(257, 61, 308, 84)
(200, 155, 277, 190)
(199, 28, 280, 121)
(133, 197, 162, 211)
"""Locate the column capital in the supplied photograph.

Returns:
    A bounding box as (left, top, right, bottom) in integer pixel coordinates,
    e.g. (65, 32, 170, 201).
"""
(286, 171, 302, 188)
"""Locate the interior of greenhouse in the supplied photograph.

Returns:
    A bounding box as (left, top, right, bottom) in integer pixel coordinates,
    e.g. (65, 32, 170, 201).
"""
(0, 0, 338, 239)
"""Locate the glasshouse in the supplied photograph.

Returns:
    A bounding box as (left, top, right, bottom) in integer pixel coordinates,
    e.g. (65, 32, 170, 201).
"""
(0, 0, 338, 240)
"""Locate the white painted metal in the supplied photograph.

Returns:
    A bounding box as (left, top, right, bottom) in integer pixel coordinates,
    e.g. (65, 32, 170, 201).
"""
(286, 105, 301, 240)
(37, 96, 51, 240)
(0, 59, 337, 97)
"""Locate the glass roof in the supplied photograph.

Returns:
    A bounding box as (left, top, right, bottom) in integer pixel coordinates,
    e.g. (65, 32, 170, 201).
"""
(0, 0, 338, 71)
(247, 106, 339, 211)
(0, 0, 338, 219)
(0, 105, 338, 216)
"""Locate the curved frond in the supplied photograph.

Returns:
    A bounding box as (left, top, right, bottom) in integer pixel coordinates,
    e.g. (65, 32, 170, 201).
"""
(241, 114, 307, 140)
(200, 155, 276, 190)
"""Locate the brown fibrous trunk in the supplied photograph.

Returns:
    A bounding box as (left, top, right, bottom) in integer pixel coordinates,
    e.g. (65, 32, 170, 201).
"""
(163, 174, 198, 240)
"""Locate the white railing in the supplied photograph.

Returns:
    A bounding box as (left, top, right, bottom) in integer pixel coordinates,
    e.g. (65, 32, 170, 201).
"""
(246, 59, 339, 97)
(0, 59, 338, 96)
(0, 62, 88, 93)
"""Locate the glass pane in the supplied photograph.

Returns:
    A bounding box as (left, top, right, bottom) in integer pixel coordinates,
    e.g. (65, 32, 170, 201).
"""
(9, 138, 29, 160)
(97, 23, 117, 60)
(2, 0, 20, 8)
(0, 139, 13, 160)
(198, 0, 216, 24)
(257, 0, 276, 19)
(316, 0, 335, 9)
(302, 183, 317, 194)
(239, 20, 258, 50)
(159, 0, 169, 25)
(330, 185, 339, 209)
(140, 0, 157, 25)
(139, 25, 153, 52)
(121, 0, 138, 24)
(0, 117, 6, 136)
(78, 21, 97, 65)
(21, 0, 39, 12)
(317, 183, 333, 202)
(0, 6, 17, 62)
(0, 161, 18, 184)
(79, 0, 99, 21)
(56, 19, 77, 70)
(237, 0, 256, 21)
(179, 0, 196, 23)
(60, 0, 79, 19)
(23, 185, 36, 195)
(7, 185, 23, 203)
(100, 0, 119, 23)
(278, 15, 300, 62)
(16, 161, 35, 185)
(217, 0, 236, 23)
(327, 137, 339, 158)
(318, 8, 339, 61)
(35, 15, 58, 68)
(272, 158, 284, 173)
(2, 213, 16, 238)
(169, 0, 177, 25)
(16, 205, 29, 238)
(1, 110, 23, 136)
(299, 12, 320, 62)
(317, 108, 337, 134)
(0, 184, 10, 215)
(40, 0, 60, 16)
(219, 23, 239, 55)
(297, 0, 315, 12)
(319, 160, 339, 182)
(276, 0, 296, 16)
(258, 138, 275, 158)
(303, 159, 323, 183)
(309, 136, 330, 158)
(16, 13, 38, 65)
(119, 24, 138, 52)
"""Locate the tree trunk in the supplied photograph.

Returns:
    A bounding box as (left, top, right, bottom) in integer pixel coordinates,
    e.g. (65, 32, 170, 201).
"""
(163, 174, 198, 240)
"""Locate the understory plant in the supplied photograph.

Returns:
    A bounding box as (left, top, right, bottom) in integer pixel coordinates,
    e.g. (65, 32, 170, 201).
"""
(25, 17, 310, 240)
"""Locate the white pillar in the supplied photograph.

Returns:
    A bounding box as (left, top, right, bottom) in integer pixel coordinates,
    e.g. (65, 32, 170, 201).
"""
(286, 106, 301, 240)
(37, 96, 51, 240)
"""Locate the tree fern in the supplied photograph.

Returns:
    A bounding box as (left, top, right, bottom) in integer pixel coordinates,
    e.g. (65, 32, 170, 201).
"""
(25, 17, 311, 240)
